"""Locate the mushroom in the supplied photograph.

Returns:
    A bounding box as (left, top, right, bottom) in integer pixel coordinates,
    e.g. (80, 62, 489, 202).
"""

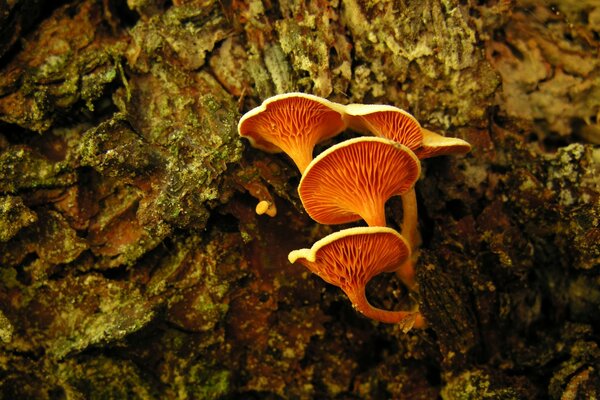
(288, 226, 425, 328)
(255, 200, 277, 217)
(414, 128, 472, 159)
(343, 103, 423, 151)
(238, 93, 347, 173)
(338, 104, 471, 264)
(298, 136, 422, 288)
(343, 103, 471, 159)
(234, 172, 278, 218)
(298, 136, 421, 245)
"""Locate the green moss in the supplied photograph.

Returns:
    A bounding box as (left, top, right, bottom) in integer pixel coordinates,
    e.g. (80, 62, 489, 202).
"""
(0, 310, 14, 344)
(441, 370, 521, 400)
(36, 210, 88, 265)
(0, 2, 126, 132)
(79, 116, 159, 176)
(0, 209, 87, 268)
(44, 276, 156, 359)
(548, 336, 600, 399)
(340, 0, 498, 126)
(0, 267, 19, 290)
(110, 66, 242, 230)
(188, 366, 231, 400)
(58, 356, 157, 399)
(0, 196, 37, 242)
(0, 147, 75, 193)
(148, 233, 236, 333)
(277, 17, 332, 95)
(128, 1, 230, 72)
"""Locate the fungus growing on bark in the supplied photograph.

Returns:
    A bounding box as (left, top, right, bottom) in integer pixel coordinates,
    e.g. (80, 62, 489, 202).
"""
(238, 94, 472, 323)
(255, 200, 277, 217)
(238, 93, 346, 173)
(343, 103, 423, 151)
(234, 173, 278, 218)
(298, 136, 420, 233)
(414, 128, 472, 159)
(298, 136, 422, 288)
(288, 226, 425, 328)
(343, 103, 471, 159)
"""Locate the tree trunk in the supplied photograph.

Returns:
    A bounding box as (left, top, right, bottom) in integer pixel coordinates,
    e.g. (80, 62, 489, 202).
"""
(0, 0, 598, 398)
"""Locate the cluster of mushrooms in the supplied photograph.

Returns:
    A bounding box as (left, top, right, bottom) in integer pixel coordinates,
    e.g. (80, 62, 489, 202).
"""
(238, 93, 470, 331)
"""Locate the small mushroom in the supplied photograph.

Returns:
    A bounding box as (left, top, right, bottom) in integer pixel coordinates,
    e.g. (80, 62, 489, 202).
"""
(299, 136, 420, 233)
(288, 226, 425, 328)
(255, 200, 277, 217)
(234, 172, 278, 218)
(238, 93, 347, 173)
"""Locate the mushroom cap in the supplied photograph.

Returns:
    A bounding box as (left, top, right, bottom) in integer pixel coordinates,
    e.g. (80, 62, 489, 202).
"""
(255, 200, 277, 217)
(289, 226, 421, 325)
(238, 93, 347, 172)
(343, 103, 423, 151)
(288, 226, 411, 291)
(414, 128, 472, 159)
(298, 137, 421, 226)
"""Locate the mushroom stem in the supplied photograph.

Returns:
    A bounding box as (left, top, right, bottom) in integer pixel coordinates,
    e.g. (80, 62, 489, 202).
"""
(395, 256, 416, 290)
(345, 287, 426, 329)
(363, 200, 387, 227)
(289, 149, 313, 174)
(400, 188, 420, 249)
(397, 189, 421, 290)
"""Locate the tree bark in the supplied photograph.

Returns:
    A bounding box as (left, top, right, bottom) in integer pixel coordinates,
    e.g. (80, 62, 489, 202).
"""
(0, 0, 598, 398)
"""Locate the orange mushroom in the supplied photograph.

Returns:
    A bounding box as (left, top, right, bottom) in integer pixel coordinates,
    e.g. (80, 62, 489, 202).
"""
(343, 104, 423, 151)
(288, 226, 425, 328)
(299, 136, 422, 288)
(343, 104, 471, 159)
(238, 93, 347, 173)
(299, 136, 420, 234)
(414, 128, 472, 159)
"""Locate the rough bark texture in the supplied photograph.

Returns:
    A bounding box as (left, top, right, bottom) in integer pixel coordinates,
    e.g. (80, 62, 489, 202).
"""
(0, 0, 599, 399)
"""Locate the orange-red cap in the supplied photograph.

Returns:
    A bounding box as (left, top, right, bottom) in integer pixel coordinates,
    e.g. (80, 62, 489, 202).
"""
(299, 137, 421, 227)
(238, 93, 346, 173)
(343, 103, 423, 151)
(414, 128, 472, 159)
(289, 226, 425, 328)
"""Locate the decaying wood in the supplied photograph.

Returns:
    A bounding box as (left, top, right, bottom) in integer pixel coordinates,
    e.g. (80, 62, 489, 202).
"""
(0, 0, 598, 398)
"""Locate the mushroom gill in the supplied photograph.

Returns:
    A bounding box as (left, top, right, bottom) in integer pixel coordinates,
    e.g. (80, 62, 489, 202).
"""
(288, 226, 425, 328)
(238, 93, 346, 173)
